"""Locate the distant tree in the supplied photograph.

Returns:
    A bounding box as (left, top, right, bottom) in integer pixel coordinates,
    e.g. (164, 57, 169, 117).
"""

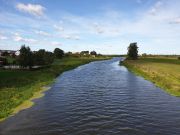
(34, 49, 54, 65)
(65, 52, 73, 57)
(142, 53, 147, 57)
(18, 45, 34, 68)
(90, 51, 97, 56)
(34, 49, 46, 65)
(127, 43, 138, 60)
(11, 53, 16, 58)
(80, 51, 89, 56)
(0, 57, 8, 65)
(1, 51, 9, 56)
(44, 51, 54, 65)
(72, 52, 80, 57)
(54, 48, 64, 59)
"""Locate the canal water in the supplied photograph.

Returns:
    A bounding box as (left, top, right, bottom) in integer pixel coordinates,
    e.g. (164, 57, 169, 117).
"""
(1, 58, 180, 135)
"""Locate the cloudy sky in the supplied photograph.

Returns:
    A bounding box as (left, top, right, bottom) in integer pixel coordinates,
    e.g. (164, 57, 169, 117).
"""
(0, 0, 180, 54)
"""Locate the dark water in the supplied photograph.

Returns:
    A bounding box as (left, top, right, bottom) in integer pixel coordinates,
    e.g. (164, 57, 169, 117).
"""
(1, 58, 180, 135)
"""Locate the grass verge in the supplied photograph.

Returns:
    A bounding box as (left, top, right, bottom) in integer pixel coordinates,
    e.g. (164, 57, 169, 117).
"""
(0, 56, 110, 121)
(122, 57, 180, 96)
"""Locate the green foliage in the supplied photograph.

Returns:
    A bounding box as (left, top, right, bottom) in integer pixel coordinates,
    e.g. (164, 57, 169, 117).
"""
(1, 51, 9, 56)
(65, 52, 73, 57)
(142, 53, 147, 57)
(18, 45, 34, 68)
(34, 49, 54, 65)
(127, 42, 138, 60)
(54, 48, 64, 59)
(80, 51, 89, 56)
(0, 57, 8, 65)
(178, 57, 180, 60)
(90, 51, 97, 56)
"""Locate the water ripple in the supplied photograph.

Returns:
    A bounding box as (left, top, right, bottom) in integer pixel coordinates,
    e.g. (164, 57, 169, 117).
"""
(1, 58, 180, 135)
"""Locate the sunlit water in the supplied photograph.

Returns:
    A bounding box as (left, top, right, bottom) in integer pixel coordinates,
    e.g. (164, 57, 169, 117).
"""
(1, 57, 180, 135)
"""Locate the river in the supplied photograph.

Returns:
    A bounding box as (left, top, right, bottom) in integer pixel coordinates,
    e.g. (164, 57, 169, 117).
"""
(0, 57, 180, 135)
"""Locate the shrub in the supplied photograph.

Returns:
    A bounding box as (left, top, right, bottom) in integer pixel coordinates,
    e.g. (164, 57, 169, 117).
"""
(0, 57, 8, 65)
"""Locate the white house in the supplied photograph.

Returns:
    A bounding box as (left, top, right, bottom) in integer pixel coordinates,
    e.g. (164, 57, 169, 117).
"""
(15, 51, 20, 56)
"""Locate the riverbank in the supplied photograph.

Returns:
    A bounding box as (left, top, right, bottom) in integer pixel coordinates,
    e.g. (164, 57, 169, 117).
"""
(0, 56, 110, 121)
(122, 57, 180, 96)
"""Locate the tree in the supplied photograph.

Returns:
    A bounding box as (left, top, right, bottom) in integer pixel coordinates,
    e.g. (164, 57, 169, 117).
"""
(34, 49, 46, 65)
(127, 43, 138, 60)
(142, 53, 147, 57)
(1, 51, 9, 56)
(44, 51, 54, 65)
(18, 45, 34, 68)
(90, 51, 97, 56)
(54, 48, 64, 59)
(0, 57, 8, 65)
(34, 49, 54, 65)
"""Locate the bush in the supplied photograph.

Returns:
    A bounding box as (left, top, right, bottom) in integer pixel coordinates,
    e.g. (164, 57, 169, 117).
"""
(34, 49, 54, 65)
(0, 57, 8, 65)
(178, 57, 180, 60)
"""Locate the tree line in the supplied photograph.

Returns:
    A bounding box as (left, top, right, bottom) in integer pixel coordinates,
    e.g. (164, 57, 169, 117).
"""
(18, 45, 64, 68)
(126, 43, 180, 60)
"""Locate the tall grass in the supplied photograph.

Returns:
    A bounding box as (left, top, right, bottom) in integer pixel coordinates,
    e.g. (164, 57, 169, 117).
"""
(122, 57, 180, 96)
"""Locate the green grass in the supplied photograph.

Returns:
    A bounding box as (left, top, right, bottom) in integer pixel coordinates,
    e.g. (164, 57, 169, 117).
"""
(6, 56, 16, 64)
(0, 56, 110, 121)
(122, 57, 180, 96)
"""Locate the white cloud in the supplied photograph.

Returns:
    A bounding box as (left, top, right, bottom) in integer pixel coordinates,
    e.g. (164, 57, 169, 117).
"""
(54, 25, 64, 32)
(0, 34, 8, 40)
(148, 1, 163, 15)
(13, 33, 37, 43)
(60, 34, 80, 40)
(51, 41, 61, 46)
(1, 0, 180, 54)
(35, 30, 49, 36)
(170, 17, 180, 24)
(16, 3, 45, 17)
(93, 23, 105, 34)
(53, 24, 80, 40)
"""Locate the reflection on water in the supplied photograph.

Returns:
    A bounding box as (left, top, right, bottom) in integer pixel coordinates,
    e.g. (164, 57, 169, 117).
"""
(1, 58, 180, 135)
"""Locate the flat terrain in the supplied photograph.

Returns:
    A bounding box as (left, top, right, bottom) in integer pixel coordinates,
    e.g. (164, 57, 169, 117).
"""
(123, 57, 180, 96)
(0, 56, 110, 121)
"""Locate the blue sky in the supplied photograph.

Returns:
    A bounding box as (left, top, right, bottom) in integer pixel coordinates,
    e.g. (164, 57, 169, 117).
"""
(0, 0, 180, 54)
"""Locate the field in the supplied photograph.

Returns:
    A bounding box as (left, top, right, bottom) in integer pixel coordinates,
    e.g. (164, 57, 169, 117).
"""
(122, 57, 180, 96)
(0, 56, 110, 121)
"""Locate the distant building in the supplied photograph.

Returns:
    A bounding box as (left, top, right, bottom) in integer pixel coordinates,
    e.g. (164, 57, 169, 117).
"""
(80, 51, 89, 56)
(0, 50, 20, 56)
(15, 51, 20, 56)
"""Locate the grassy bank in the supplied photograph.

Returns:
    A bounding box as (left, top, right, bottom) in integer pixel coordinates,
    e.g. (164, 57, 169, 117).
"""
(122, 57, 180, 96)
(0, 56, 110, 121)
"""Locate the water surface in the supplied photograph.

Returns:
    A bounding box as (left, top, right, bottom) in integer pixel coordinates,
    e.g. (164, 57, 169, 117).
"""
(1, 58, 180, 135)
